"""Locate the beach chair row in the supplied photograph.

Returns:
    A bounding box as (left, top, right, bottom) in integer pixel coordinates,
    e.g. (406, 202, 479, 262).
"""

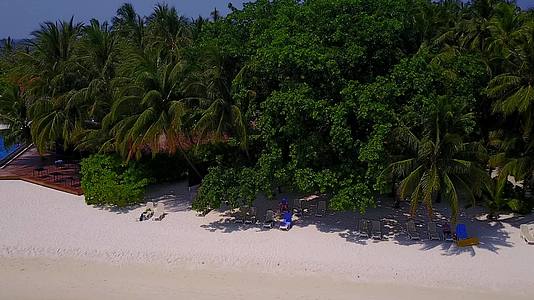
(405, 221, 480, 246)
(233, 200, 328, 226)
(357, 219, 384, 240)
(404, 220, 450, 241)
(293, 199, 327, 217)
(138, 202, 166, 221)
(357, 219, 454, 241)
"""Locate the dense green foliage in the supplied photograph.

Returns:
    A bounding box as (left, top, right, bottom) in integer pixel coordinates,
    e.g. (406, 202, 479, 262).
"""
(80, 154, 150, 207)
(1, 0, 534, 219)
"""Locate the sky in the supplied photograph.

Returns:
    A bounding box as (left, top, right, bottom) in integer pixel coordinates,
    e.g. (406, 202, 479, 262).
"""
(0, 0, 248, 39)
(0, 0, 533, 39)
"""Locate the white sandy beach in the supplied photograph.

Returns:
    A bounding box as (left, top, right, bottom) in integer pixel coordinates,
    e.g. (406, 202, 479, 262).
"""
(1, 180, 533, 299)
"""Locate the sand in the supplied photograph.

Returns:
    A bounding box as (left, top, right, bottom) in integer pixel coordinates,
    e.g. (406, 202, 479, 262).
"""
(1, 180, 533, 299)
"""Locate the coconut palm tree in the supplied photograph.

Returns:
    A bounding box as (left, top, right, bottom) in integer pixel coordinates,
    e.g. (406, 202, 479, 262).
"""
(16, 18, 85, 153)
(489, 129, 534, 196)
(111, 3, 145, 49)
(19, 18, 83, 96)
(210, 8, 221, 22)
(486, 22, 534, 131)
(102, 46, 189, 160)
(74, 19, 118, 123)
(0, 37, 15, 55)
(0, 84, 32, 147)
(384, 97, 489, 222)
(187, 45, 248, 150)
(146, 3, 192, 54)
(486, 3, 523, 68)
(486, 22, 534, 199)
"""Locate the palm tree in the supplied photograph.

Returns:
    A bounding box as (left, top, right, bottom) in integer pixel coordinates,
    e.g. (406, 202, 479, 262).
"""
(486, 3, 523, 68)
(74, 19, 118, 123)
(487, 22, 534, 122)
(187, 45, 248, 150)
(0, 37, 15, 55)
(58, 19, 120, 152)
(103, 46, 189, 160)
(111, 3, 145, 49)
(384, 97, 489, 222)
(14, 18, 83, 97)
(0, 84, 32, 147)
(489, 129, 534, 198)
(146, 3, 192, 54)
(17, 18, 84, 153)
(210, 8, 221, 22)
(192, 16, 206, 40)
(436, 0, 500, 59)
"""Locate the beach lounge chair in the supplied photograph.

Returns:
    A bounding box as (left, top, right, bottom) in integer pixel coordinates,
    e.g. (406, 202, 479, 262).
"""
(358, 219, 370, 238)
(442, 223, 453, 242)
(279, 211, 292, 231)
(301, 200, 310, 216)
(428, 222, 441, 240)
(138, 202, 155, 221)
(153, 203, 166, 221)
(263, 210, 275, 228)
(234, 207, 245, 223)
(406, 221, 420, 240)
(293, 199, 302, 215)
(519, 224, 534, 244)
(245, 207, 257, 224)
(454, 224, 479, 247)
(316, 201, 326, 217)
(371, 220, 383, 240)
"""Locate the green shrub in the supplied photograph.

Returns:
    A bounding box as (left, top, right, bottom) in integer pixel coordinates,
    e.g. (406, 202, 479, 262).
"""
(192, 165, 260, 211)
(80, 154, 150, 207)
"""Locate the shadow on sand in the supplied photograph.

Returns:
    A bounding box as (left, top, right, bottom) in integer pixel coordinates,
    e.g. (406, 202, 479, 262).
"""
(92, 181, 196, 215)
(198, 192, 519, 256)
(96, 180, 524, 255)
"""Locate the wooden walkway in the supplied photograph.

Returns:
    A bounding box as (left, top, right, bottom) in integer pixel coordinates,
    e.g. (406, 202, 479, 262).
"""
(0, 146, 83, 195)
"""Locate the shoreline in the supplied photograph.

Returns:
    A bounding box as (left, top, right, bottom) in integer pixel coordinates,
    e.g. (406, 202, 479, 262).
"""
(1, 256, 530, 300)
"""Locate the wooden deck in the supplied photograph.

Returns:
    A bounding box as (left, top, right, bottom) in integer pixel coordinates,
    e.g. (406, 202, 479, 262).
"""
(0, 146, 83, 195)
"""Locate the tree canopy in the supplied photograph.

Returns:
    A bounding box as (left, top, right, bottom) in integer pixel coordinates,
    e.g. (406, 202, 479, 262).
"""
(1, 0, 533, 219)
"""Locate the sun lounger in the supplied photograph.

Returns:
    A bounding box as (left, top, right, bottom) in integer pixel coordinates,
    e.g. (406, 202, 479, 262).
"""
(442, 223, 453, 242)
(280, 211, 292, 231)
(454, 224, 479, 247)
(371, 220, 382, 240)
(146, 202, 155, 210)
(301, 200, 310, 216)
(358, 219, 370, 238)
(293, 199, 302, 214)
(234, 207, 245, 223)
(245, 207, 257, 224)
(428, 222, 440, 240)
(455, 223, 468, 240)
(138, 202, 155, 221)
(263, 210, 275, 228)
(316, 201, 326, 217)
(406, 221, 420, 240)
(520, 224, 534, 244)
(153, 203, 166, 221)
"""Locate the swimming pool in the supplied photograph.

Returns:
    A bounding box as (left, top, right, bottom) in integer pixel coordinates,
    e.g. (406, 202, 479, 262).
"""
(0, 135, 19, 162)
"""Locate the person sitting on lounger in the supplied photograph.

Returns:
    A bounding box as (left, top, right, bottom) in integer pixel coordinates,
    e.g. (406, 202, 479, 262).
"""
(279, 197, 289, 213)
